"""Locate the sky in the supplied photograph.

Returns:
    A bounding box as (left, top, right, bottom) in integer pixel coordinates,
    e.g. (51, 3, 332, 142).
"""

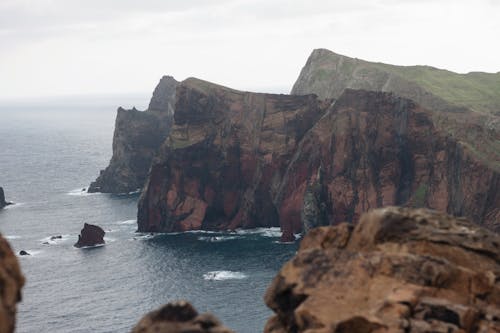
(1, 0, 499, 100)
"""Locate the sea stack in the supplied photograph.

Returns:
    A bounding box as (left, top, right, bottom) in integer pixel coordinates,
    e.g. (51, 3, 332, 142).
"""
(0, 187, 13, 209)
(264, 207, 500, 332)
(74, 223, 105, 248)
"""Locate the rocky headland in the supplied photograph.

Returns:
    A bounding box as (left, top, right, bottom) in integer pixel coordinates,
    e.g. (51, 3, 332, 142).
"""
(137, 77, 499, 239)
(0, 234, 24, 333)
(88, 76, 178, 193)
(0, 187, 13, 209)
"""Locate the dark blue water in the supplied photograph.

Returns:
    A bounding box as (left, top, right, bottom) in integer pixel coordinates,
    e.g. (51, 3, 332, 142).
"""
(0, 99, 297, 333)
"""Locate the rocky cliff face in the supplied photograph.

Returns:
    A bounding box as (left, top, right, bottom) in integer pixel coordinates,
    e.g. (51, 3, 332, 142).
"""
(88, 76, 178, 193)
(291, 48, 500, 171)
(137, 79, 499, 237)
(137, 78, 330, 235)
(264, 207, 500, 333)
(0, 234, 25, 333)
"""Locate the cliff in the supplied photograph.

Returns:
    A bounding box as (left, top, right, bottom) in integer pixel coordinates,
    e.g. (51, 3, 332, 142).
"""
(137, 78, 499, 237)
(88, 76, 178, 193)
(0, 234, 25, 333)
(264, 207, 500, 332)
(137, 78, 330, 235)
(291, 48, 500, 170)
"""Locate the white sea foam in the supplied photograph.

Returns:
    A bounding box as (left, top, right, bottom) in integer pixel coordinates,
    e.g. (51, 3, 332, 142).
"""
(40, 234, 71, 245)
(234, 227, 282, 238)
(67, 188, 100, 196)
(197, 236, 241, 242)
(3, 202, 24, 209)
(76, 243, 106, 249)
(203, 271, 247, 281)
(116, 219, 136, 225)
(18, 250, 43, 257)
(132, 233, 156, 241)
(5, 235, 21, 240)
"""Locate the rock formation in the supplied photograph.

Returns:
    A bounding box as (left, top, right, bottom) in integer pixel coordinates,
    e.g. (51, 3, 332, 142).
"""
(137, 78, 331, 236)
(137, 77, 499, 238)
(131, 301, 234, 333)
(0, 234, 25, 333)
(264, 207, 500, 333)
(0, 187, 13, 209)
(291, 48, 499, 170)
(74, 223, 105, 248)
(89, 76, 178, 193)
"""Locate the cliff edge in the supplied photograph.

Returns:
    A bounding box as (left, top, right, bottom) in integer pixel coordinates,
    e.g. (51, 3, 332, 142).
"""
(88, 76, 178, 193)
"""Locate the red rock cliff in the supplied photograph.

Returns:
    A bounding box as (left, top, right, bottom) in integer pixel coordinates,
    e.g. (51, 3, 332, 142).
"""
(137, 79, 499, 238)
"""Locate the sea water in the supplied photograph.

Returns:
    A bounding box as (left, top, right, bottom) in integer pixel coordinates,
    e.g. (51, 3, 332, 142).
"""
(0, 98, 297, 333)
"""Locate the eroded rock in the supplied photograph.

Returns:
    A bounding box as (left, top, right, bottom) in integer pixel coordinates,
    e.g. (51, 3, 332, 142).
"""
(131, 301, 234, 333)
(0, 187, 13, 209)
(0, 233, 25, 333)
(264, 207, 500, 333)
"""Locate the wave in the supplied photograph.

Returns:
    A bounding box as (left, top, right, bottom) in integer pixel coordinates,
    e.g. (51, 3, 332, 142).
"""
(3, 202, 24, 209)
(116, 219, 136, 225)
(17, 250, 43, 257)
(234, 227, 282, 238)
(5, 235, 21, 240)
(75, 243, 105, 249)
(40, 234, 72, 245)
(203, 271, 247, 281)
(67, 188, 101, 196)
(197, 236, 241, 242)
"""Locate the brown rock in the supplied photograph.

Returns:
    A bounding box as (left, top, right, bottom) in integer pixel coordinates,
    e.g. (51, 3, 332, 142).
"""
(137, 78, 499, 238)
(264, 207, 500, 333)
(0, 233, 25, 333)
(74, 223, 105, 248)
(131, 301, 234, 333)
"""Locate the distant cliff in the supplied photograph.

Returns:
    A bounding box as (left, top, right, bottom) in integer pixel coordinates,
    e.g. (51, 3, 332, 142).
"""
(0, 187, 12, 209)
(88, 76, 178, 193)
(137, 78, 499, 238)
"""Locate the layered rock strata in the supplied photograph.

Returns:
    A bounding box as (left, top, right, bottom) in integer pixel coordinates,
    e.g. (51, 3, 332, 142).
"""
(0, 234, 25, 333)
(137, 79, 499, 238)
(131, 301, 234, 333)
(89, 76, 178, 193)
(137, 78, 331, 235)
(264, 207, 500, 333)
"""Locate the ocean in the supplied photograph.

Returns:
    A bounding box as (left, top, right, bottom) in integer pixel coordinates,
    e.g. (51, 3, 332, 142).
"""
(0, 97, 297, 333)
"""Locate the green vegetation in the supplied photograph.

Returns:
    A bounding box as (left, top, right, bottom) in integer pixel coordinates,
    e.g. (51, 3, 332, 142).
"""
(371, 63, 500, 115)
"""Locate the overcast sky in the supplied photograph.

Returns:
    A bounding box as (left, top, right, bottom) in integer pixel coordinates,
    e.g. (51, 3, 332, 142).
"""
(1, 0, 499, 99)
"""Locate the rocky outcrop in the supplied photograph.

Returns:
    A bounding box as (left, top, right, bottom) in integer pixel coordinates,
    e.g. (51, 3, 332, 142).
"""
(137, 78, 499, 237)
(0, 234, 25, 333)
(89, 76, 178, 193)
(264, 207, 500, 333)
(131, 301, 234, 333)
(0, 187, 12, 209)
(74, 223, 105, 248)
(137, 78, 330, 235)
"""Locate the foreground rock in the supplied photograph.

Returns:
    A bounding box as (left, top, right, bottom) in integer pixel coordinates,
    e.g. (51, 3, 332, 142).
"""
(0, 187, 13, 209)
(131, 301, 234, 333)
(89, 76, 178, 193)
(138, 77, 499, 238)
(264, 207, 500, 333)
(74, 223, 105, 248)
(0, 234, 25, 333)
